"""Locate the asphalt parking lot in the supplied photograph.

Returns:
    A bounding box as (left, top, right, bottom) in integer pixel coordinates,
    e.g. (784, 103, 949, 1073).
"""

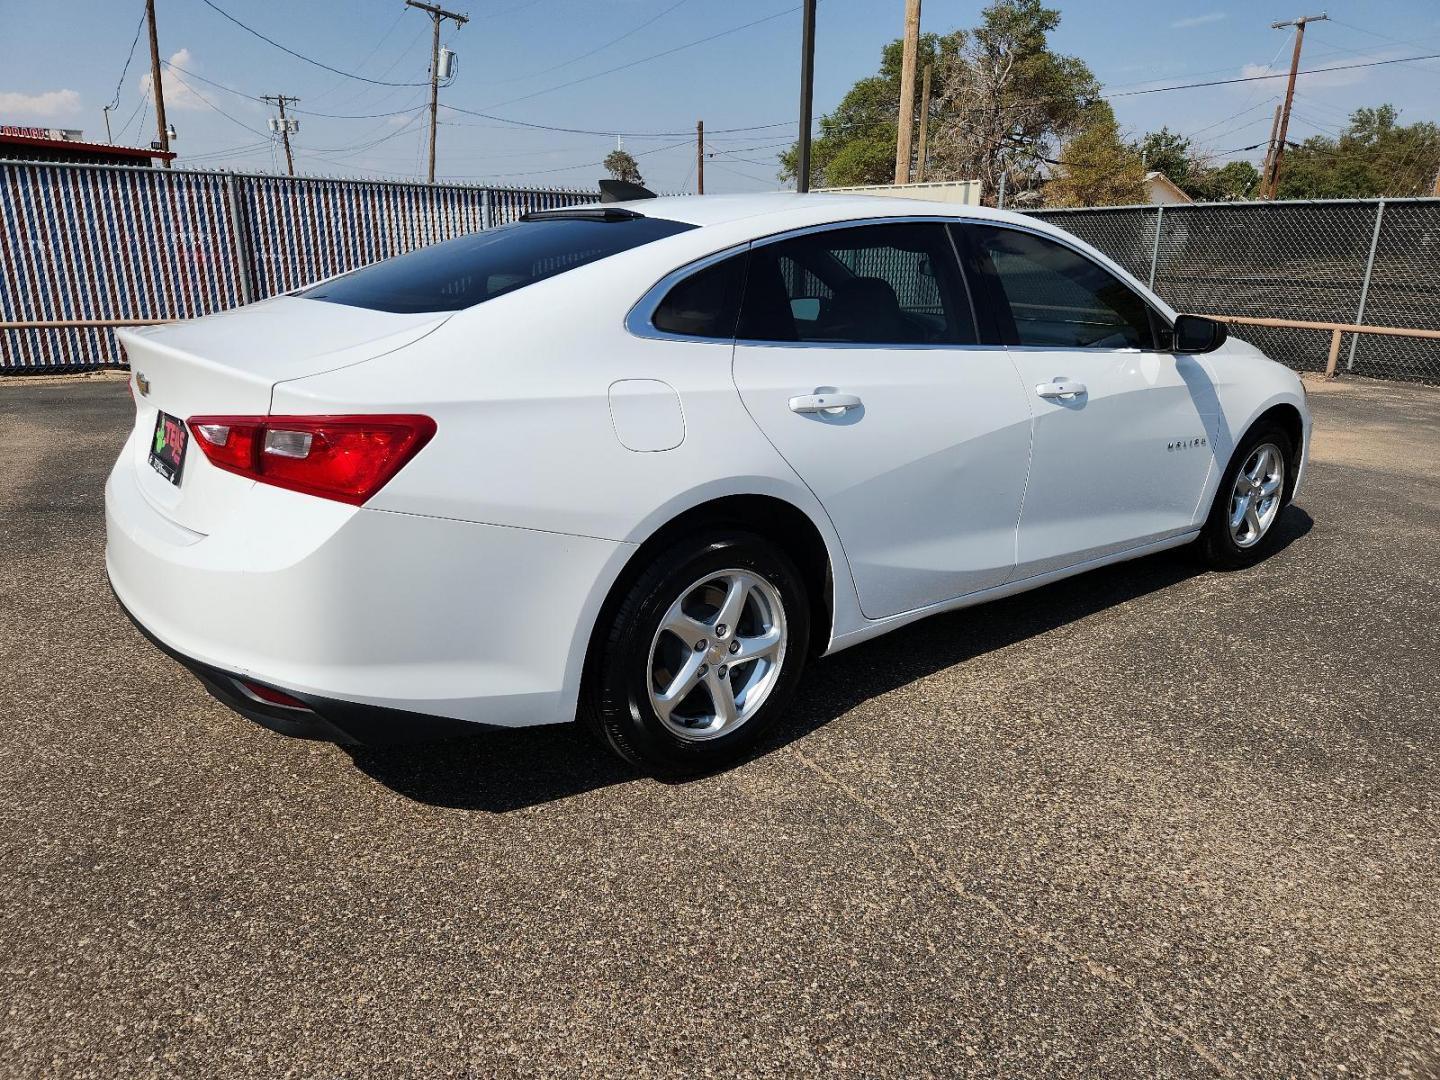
(1, 373, 1437, 1079)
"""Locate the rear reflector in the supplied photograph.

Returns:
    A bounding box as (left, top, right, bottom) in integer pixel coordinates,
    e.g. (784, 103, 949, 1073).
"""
(236, 680, 312, 711)
(188, 414, 436, 505)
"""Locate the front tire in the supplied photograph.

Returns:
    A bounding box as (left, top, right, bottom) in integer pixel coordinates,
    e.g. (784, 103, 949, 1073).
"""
(584, 532, 810, 776)
(1194, 422, 1294, 570)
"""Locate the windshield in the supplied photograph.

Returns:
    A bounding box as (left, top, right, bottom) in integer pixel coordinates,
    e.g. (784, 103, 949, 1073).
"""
(300, 214, 695, 314)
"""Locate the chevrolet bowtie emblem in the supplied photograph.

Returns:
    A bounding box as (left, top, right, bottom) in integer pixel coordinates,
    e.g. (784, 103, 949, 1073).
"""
(136, 372, 151, 397)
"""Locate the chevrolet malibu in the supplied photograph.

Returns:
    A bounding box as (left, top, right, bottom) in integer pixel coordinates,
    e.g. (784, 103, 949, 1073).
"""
(107, 194, 1310, 774)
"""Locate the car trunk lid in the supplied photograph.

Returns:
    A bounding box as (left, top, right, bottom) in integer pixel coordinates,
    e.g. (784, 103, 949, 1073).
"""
(119, 296, 449, 535)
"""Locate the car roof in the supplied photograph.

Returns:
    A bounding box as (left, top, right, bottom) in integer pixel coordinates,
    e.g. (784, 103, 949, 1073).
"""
(598, 192, 1035, 231)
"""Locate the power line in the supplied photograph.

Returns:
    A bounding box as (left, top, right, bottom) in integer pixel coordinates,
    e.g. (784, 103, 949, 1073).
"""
(108, 4, 147, 111)
(163, 67, 272, 140)
(195, 0, 430, 87)
(437, 104, 792, 139)
(479, 5, 802, 111)
(477, 0, 694, 85)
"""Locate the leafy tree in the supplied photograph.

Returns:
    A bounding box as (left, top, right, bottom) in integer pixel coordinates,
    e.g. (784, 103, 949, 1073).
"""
(779, 32, 958, 189)
(1133, 127, 1194, 187)
(1131, 128, 1259, 201)
(603, 149, 643, 185)
(1044, 103, 1146, 207)
(930, 0, 1101, 204)
(1187, 160, 1260, 201)
(780, 0, 1099, 202)
(1276, 104, 1440, 198)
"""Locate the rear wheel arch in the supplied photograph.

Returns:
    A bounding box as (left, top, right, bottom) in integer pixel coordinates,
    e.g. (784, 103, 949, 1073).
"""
(581, 495, 835, 699)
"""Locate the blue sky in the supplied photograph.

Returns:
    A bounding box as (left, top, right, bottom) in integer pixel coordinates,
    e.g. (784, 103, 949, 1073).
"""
(2, 0, 1439, 192)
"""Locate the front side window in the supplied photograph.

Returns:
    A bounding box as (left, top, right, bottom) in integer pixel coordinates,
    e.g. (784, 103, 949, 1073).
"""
(737, 222, 976, 346)
(301, 213, 695, 314)
(964, 225, 1157, 349)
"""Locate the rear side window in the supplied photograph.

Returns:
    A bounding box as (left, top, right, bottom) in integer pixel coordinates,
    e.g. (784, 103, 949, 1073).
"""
(301, 214, 696, 314)
(737, 222, 976, 346)
(964, 224, 1155, 349)
(651, 253, 748, 338)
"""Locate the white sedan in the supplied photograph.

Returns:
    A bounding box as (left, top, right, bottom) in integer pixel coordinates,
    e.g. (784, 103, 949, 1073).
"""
(106, 194, 1310, 773)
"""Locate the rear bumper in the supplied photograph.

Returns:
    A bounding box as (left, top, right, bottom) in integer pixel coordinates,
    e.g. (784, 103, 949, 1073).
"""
(112, 585, 485, 745)
(105, 443, 630, 739)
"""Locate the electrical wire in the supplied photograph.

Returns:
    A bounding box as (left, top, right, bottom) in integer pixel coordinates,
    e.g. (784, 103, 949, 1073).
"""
(479, 5, 802, 111)
(164, 67, 273, 139)
(195, 0, 431, 87)
(476, 0, 693, 85)
(108, 4, 147, 112)
(438, 104, 791, 139)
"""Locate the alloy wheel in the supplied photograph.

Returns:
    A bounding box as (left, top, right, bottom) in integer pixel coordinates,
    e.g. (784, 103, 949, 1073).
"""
(646, 569, 788, 741)
(1229, 442, 1285, 549)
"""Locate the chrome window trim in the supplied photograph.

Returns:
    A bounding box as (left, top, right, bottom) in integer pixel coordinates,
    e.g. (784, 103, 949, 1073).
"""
(623, 213, 1172, 351)
(625, 242, 753, 345)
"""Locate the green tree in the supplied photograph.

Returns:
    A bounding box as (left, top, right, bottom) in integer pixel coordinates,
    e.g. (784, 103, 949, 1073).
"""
(1276, 104, 1440, 198)
(930, 0, 1100, 203)
(1044, 103, 1146, 207)
(780, 0, 1099, 202)
(1187, 160, 1260, 201)
(1133, 127, 1194, 187)
(603, 149, 643, 185)
(779, 32, 959, 188)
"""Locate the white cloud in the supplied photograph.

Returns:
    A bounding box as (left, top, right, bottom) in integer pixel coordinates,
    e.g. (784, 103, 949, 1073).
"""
(139, 49, 206, 111)
(0, 89, 82, 118)
(1172, 12, 1227, 28)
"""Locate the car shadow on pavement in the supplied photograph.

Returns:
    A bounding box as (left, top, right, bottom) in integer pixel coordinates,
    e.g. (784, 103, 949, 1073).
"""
(346, 506, 1313, 812)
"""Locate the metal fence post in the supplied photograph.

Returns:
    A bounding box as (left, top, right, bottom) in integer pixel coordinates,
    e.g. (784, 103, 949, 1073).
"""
(481, 188, 493, 231)
(1347, 198, 1385, 371)
(225, 174, 255, 306)
(1148, 204, 1165, 291)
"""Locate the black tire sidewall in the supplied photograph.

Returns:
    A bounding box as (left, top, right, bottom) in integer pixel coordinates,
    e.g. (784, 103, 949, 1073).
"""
(592, 532, 810, 775)
(1199, 423, 1295, 569)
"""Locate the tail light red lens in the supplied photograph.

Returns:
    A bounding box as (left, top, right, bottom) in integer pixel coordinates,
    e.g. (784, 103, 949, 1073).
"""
(188, 414, 436, 505)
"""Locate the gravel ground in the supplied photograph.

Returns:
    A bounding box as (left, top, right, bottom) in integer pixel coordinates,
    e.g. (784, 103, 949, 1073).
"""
(1, 373, 1437, 1079)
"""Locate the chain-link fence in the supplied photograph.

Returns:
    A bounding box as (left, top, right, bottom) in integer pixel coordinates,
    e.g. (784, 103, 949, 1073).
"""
(1030, 198, 1440, 383)
(0, 160, 597, 372)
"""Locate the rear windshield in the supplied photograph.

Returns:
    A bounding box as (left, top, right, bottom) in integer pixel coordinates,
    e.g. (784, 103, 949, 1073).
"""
(299, 214, 695, 314)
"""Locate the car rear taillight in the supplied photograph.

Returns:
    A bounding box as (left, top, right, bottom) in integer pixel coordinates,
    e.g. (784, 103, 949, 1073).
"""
(188, 414, 436, 505)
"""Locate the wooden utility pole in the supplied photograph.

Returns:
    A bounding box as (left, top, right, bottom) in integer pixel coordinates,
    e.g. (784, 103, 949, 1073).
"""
(1258, 102, 1283, 197)
(144, 0, 171, 167)
(697, 120, 705, 194)
(796, 0, 817, 192)
(914, 62, 933, 182)
(406, 0, 468, 184)
(894, 0, 922, 185)
(262, 94, 300, 176)
(1264, 12, 1329, 199)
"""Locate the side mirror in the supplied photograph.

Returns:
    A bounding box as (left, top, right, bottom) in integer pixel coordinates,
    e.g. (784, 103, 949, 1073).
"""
(1172, 314, 1228, 354)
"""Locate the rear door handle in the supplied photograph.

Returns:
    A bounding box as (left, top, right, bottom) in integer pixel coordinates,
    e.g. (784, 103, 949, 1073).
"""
(1036, 380, 1087, 400)
(789, 393, 863, 415)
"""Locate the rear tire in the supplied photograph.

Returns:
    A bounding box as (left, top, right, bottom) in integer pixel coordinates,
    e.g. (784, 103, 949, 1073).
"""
(583, 531, 810, 776)
(1194, 422, 1294, 570)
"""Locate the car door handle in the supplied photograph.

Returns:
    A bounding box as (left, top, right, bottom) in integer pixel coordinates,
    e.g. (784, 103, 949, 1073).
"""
(789, 393, 863, 414)
(1035, 380, 1087, 400)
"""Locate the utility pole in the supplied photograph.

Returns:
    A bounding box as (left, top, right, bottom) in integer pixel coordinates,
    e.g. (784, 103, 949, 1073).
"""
(1264, 12, 1329, 199)
(262, 94, 300, 176)
(914, 62, 933, 182)
(406, 0, 468, 184)
(144, 0, 171, 167)
(696, 120, 705, 195)
(102, 106, 113, 144)
(894, 0, 922, 185)
(1258, 102, 1283, 197)
(796, 0, 817, 192)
